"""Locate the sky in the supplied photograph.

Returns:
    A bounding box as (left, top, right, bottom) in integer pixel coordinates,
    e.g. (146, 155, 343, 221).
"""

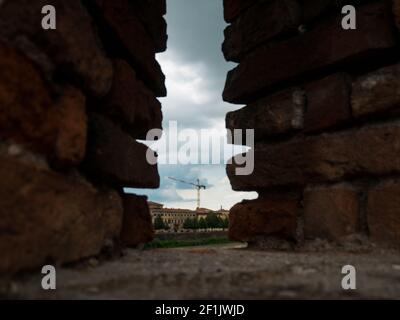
(125, 0, 257, 210)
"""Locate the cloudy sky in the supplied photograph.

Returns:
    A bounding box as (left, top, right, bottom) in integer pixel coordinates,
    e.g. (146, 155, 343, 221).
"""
(126, 0, 257, 210)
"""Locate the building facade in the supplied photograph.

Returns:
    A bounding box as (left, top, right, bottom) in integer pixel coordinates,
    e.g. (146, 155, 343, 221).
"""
(148, 202, 229, 232)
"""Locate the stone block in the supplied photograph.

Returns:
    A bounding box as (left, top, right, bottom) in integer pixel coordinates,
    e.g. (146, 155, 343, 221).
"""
(120, 194, 154, 247)
(0, 155, 123, 274)
(228, 123, 400, 190)
(229, 195, 299, 242)
(0, 0, 113, 97)
(304, 184, 360, 242)
(85, 114, 160, 189)
(102, 60, 162, 140)
(223, 2, 397, 104)
(367, 180, 400, 247)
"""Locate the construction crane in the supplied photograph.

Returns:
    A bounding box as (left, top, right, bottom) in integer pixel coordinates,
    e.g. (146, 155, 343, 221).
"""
(168, 177, 206, 209)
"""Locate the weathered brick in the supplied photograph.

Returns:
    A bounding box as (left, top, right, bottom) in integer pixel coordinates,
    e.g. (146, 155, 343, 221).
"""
(228, 123, 400, 190)
(92, 0, 166, 96)
(53, 87, 87, 167)
(394, 0, 400, 30)
(0, 155, 123, 274)
(223, 2, 397, 104)
(352, 63, 400, 118)
(120, 194, 154, 247)
(223, 0, 302, 62)
(0, 0, 113, 97)
(226, 88, 305, 142)
(304, 73, 351, 133)
(229, 195, 299, 242)
(101, 60, 162, 140)
(130, 0, 168, 52)
(85, 114, 160, 189)
(304, 184, 360, 242)
(0, 42, 87, 167)
(223, 0, 258, 23)
(367, 180, 400, 248)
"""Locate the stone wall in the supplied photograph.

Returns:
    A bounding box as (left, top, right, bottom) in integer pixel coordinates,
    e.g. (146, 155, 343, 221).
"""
(224, 0, 400, 248)
(0, 0, 166, 274)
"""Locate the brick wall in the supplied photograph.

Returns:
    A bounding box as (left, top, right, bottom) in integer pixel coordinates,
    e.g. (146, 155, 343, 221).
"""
(224, 0, 400, 248)
(0, 0, 166, 274)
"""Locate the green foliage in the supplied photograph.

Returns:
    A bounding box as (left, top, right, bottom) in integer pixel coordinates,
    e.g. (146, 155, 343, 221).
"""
(144, 237, 232, 249)
(153, 215, 165, 230)
(192, 218, 199, 229)
(199, 217, 208, 229)
(183, 218, 193, 229)
(221, 218, 229, 229)
(206, 212, 219, 228)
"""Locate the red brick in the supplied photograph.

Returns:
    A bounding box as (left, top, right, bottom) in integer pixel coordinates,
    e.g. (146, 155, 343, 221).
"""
(0, 155, 123, 274)
(120, 194, 154, 247)
(228, 123, 400, 190)
(53, 87, 87, 167)
(85, 114, 160, 189)
(0, 0, 113, 97)
(304, 73, 351, 133)
(130, 0, 168, 52)
(367, 180, 400, 248)
(394, 0, 400, 30)
(0, 42, 87, 167)
(229, 195, 299, 242)
(304, 184, 360, 242)
(93, 0, 166, 96)
(101, 60, 162, 140)
(223, 2, 397, 104)
(223, 0, 301, 62)
(226, 88, 305, 142)
(352, 63, 400, 118)
(223, 0, 257, 23)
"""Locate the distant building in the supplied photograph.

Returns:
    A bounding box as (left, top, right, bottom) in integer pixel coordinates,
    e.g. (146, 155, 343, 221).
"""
(148, 202, 229, 232)
(215, 208, 230, 220)
(149, 202, 197, 231)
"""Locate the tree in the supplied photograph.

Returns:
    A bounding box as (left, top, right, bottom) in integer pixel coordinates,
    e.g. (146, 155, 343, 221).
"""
(183, 218, 193, 229)
(199, 217, 207, 230)
(154, 215, 165, 230)
(206, 212, 219, 229)
(221, 218, 229, 230)
(192, 218, 199, 230)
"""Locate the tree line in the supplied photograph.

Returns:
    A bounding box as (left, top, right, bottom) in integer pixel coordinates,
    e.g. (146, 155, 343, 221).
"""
(154, 212, 229, 231)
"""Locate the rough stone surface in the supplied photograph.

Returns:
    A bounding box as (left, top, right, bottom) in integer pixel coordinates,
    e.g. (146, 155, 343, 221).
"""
(229, 196, 299, 242)
(304, 73, 351, 132)
(92, 0, 166, 96)
(0, 0, 113, 97)
(368, 180, 400, 248)
(85, 114, 160, 189)
(101, 60, 162, 140)
(223, 0, 257, 23)
(120, 194, 155, 247)
(226, 88, 305, 142)
(394, 0, 400, 30)
(352, 63, 400, 118)
(3, 248, 400, 299)
(0, 42, 87, 166)
(223, 2, 397, 104)
(223, 0, 350, 61)
(130, 0, 167, 52)
(228, 123, 400, 190)
(223, 0, 301, 62)
(304, 184, 360, 242)
(52, 87, 87, 167)
(0, 155, 123, 275)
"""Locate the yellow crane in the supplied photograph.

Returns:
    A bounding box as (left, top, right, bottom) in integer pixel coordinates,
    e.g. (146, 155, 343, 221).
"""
(168, 177, 206, 209)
